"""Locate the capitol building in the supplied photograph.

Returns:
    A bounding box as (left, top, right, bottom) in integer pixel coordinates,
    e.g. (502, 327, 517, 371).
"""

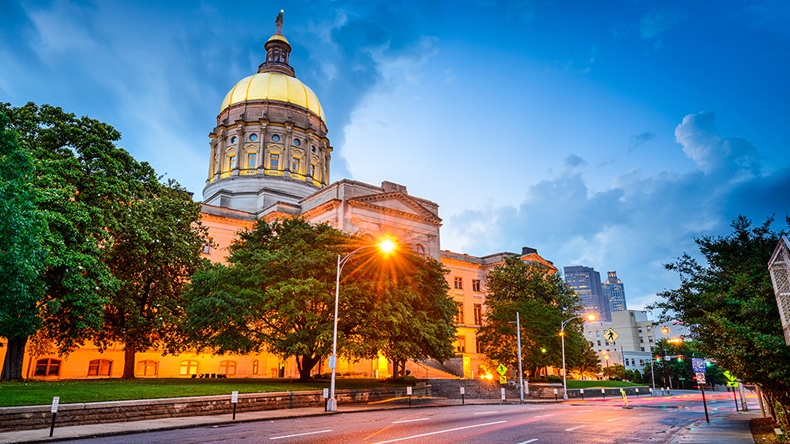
(7, 13, 556, 381)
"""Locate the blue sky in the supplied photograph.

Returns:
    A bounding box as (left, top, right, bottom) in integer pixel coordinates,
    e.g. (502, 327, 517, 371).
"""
(2, 0, 789, 311)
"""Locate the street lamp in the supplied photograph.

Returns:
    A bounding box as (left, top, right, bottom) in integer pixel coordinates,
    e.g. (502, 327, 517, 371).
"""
(561, 314, 595, 400)
(326, 238, 397, 412)
(509, 312, 525, 403)
(604, 353, 610, 369)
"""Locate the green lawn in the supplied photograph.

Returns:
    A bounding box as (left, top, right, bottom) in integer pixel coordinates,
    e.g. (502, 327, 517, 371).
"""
(565, 380, 644, 389)
(0, 378, 403, 408)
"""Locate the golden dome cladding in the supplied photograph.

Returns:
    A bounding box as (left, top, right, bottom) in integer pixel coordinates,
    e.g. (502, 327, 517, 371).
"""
(220, 72, 325, 121)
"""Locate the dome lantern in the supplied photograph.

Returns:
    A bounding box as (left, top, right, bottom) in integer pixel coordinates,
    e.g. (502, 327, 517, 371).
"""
(258, 10, 295, 77)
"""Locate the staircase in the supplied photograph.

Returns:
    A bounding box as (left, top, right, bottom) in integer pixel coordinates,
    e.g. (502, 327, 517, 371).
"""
(405, 360, 460, 379)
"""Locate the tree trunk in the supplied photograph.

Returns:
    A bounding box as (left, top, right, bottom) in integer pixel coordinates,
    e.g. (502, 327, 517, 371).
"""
(122, 341, 137, 379)
(0, 336, 28, 380)
(297, 355, 319, 381)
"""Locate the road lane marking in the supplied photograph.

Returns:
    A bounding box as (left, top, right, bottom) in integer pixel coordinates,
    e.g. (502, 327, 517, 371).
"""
(517, 439, 539, 443)
(533, 414, 554, 418)
(565, 425, 587, 431)
(574, 410, 594, 413)
(606, 417, 624, 422)
(392, 418, 431, 424)
(373, 420, 507, 443)
(473, 411, 500, 415)
(270, 430, 332, 440)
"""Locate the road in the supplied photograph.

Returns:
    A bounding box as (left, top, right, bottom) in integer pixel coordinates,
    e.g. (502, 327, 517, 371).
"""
(61, 390, 750, 444)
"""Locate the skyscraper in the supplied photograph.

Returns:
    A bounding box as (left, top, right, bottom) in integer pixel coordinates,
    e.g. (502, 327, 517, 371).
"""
(564, 265, 611, 322)
(603, 271, 627, 312)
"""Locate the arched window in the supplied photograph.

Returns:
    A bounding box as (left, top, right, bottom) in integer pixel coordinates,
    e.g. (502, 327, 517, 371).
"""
(88, 359, 113, 376)
(136, 360, 158, 376)
(252, 360, 259, 375)
(34, 358, 61, 376)
(180, 360, 199, 376)
(219, 360, 237, 376)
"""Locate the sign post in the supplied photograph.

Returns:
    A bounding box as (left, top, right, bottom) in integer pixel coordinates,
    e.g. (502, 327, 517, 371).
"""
(406, 386, 413, 407)
(49, 396, 59, 437)
(231, 391, 239, 420)
(694, 373, 710, 423)
(460, 386, 465, 405)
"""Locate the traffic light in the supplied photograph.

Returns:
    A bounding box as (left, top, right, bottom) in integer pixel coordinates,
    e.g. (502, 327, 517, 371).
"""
(677, 355, 683, 362)
(655, 355, 661, 362)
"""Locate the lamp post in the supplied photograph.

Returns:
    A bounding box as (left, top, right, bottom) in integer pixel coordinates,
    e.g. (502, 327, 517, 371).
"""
(561, 314, 595, 400)
(604, 353, 610, 369)
(509, 312, 524, 403)
(326, 239, 396, 412)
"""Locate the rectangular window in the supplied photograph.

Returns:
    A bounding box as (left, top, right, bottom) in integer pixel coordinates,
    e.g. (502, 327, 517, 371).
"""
(597, 340, 601, 346)
(270, 153, 280, 169)
(252, 360, 259, 375)
(179, 360, 199, 376)
(472, 279, 481, 292)
(136, 360, 158, 376)
(473, 304, 483, 325)
(247, 153, 257, 169)
(456, 336, 466, 353)
(291, 156, 300, 172)
(455, 302, 464, 324)
(596, 331, 600, 337)
(88, 359, 112, 376)
(310, 163, 316, 176)
(229, 155, 237, 170)
(454, 277, 463, 289)
(219, 361, 237, 376)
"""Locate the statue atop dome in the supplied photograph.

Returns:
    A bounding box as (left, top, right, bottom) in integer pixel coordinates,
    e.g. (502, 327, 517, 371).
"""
(275, 10, 284, 35)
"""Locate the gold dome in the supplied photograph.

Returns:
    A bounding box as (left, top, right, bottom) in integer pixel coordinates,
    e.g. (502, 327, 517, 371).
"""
(220, 72, 325, 121)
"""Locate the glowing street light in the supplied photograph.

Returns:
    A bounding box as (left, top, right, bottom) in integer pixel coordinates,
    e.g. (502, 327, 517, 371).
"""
(326, 238, 397, 412)
(561, 314, 596, 400)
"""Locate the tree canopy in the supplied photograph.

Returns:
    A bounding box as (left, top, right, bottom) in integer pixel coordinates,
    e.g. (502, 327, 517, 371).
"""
(183, 217, 456, 381)
(650, 215, 790, 411)
(476, 257, 591, 378)
(0, 102, 204, 380)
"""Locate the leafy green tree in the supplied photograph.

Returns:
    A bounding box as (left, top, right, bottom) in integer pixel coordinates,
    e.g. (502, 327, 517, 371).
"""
(603, 363, 628, 380)
(650, 215, 790, 411)
(576, 344, 602, 379)
(476, 257, 583, 378)
(1, 102, 197, 380)
(352, 254, 456, 377)
(95, 180, 207, 378)
(0, 111, 47, 380)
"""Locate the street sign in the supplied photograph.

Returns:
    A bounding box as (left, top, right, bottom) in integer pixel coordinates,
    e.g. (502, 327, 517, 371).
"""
(692, 358, 706, 373)
(499, 376, 507, 384)
(51, 397, 59, 413)
(603, 328, 619, 342)
(496, 363, 507, 375)
(723, 370, 739, 387)
(696, 373, 706, 384)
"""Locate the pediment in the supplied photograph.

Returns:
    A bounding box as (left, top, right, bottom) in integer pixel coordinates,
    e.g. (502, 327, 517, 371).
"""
(349, 192, 441, 224)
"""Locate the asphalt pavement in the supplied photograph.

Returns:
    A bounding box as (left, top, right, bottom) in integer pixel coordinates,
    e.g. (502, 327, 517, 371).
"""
(0, 395, 761, 444)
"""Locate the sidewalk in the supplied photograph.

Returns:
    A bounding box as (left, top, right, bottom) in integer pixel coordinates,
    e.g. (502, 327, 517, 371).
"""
(669, 410, 759, 444)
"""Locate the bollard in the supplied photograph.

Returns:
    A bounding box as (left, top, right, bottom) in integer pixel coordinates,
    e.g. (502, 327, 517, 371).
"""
(602, 388, 606, 399)
(231, 391, 238, 420)
(407, 386, 413, 407)
(620, 389, 631, 409)
(580, 389, 584, 400)
(460, 386, 465, 405)
(49, 396, 59, 437)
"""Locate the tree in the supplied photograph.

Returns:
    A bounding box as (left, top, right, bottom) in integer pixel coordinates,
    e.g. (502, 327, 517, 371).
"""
(603, 363, 628, 380)
(577, 345, 602, 379)
(0, 102, 190, 380)
(650, 215, 790, 412)
(476, 257, 583, 378)
(352, 254, 456, 377)
(95, 180, 207, 378)
(0, 111, 47, 380)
